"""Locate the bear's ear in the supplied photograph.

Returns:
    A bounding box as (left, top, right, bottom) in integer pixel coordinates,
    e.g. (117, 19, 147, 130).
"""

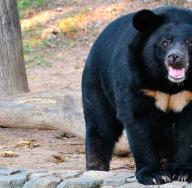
(133, 10, 163, 33)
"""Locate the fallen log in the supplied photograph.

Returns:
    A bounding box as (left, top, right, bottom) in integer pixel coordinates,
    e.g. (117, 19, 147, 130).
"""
(0, 89, 129, 155)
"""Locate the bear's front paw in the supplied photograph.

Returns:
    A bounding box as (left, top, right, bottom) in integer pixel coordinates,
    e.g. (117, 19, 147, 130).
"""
(173, 169, 192, 182)
(136, 168, 172, 185)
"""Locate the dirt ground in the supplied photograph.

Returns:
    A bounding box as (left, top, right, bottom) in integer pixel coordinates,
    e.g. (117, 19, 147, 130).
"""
(2, 0, 191, 172)
(0, 127, 135, 172)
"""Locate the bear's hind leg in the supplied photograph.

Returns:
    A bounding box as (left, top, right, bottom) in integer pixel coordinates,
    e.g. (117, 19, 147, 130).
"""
(83, 92, 123, 171)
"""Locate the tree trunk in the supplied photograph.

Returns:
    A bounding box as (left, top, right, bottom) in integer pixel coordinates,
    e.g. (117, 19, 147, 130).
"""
(0, 0, 29, 97)
(0, 89, 129, 155)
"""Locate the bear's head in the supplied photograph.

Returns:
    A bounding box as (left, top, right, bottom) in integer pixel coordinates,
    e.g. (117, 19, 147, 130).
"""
(133, 9, 192, 85)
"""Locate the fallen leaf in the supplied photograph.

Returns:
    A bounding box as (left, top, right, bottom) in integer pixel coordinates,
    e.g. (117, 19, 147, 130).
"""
(15, 140, 39, 148)
(2, 151, 18, 158)
(16, 140, 32, 148)
(49, 154, 65, 164)
(56, 132, 75, 139)
(31, 143, 39, 148)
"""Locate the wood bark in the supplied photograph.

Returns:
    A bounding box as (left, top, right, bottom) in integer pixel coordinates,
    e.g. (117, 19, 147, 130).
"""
(0, 89, 129, 155)
(0, 0, 29, 97)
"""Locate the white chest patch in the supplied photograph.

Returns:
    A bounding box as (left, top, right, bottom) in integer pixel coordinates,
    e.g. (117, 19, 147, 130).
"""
(143, 90, 192, 112)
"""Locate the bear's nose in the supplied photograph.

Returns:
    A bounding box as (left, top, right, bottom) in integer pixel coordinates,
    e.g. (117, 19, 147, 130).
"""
(167, 53, 184, 68)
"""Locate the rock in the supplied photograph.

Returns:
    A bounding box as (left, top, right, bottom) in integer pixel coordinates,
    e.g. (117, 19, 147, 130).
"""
(0, 174, 27, 188)
(0, 167, 27, 176)
(126, 176, 137, 183)
(159, 181, 187, 188)
(52, 170, 83, 180)
(57, 177, 102, 188)
(117, 182, 155, 188)
(118, 181, 188, 188)
(103, 171, 135, 187)
(30, 170, 82, 181)
(30, 172, 51, 180)
(0, 167, 191, 188)
(175, 181, 190, 188)
(0, 167, 13, 176)
(23, 177, 61, 188)
(83, 171, 114, 180)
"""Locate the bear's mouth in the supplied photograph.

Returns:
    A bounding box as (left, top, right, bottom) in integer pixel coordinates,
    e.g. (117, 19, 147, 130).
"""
(168, 66, 186, 83)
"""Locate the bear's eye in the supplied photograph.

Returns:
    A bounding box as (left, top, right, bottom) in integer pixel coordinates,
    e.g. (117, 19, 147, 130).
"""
(185, 39, 192, 46)
(161, 39, 171, 48)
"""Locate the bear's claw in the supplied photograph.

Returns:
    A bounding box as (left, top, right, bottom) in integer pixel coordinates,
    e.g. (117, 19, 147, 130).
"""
(137, 170, 172, 185)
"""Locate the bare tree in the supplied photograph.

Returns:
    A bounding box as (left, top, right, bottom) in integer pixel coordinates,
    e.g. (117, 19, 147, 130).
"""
(0, 0, 29, 97)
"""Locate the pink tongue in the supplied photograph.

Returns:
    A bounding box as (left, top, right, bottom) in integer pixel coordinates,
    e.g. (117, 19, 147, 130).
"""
(169, 67, 185, 79)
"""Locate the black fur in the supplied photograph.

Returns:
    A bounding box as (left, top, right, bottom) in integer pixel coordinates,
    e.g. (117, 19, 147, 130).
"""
(82, 6, 192, 185)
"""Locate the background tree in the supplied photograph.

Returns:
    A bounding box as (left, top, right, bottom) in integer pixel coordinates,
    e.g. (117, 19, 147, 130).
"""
(0, 0, 29, 97)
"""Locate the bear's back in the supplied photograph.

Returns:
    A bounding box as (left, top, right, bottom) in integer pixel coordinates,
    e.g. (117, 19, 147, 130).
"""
(92, 6, 192, 60)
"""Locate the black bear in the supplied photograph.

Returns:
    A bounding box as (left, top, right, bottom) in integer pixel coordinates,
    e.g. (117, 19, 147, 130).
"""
(82, 6, 192, 185)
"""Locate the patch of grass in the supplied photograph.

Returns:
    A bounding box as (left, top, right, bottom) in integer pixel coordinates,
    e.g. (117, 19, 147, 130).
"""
(18, 0, 45, 18)
(34, 54, 51, 67)
(35, 0, 45, 6)
(25, 52, 52, 67)
(66, 0, 79, 5)
(23, 38, 52, 67)
(58, 11, 87, 37)
(23, 42, 32, 56)
(40, 37, 59, 48)
(23, 38, 41, 55)
(63, 39, 77, 47)
(18, 0, 45, 10)
(18, 0, 32, 11)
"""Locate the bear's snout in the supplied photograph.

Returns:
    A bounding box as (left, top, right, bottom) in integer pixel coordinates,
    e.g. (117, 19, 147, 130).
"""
(167, 53, 184, 69)
(165, 45, 189, 83)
